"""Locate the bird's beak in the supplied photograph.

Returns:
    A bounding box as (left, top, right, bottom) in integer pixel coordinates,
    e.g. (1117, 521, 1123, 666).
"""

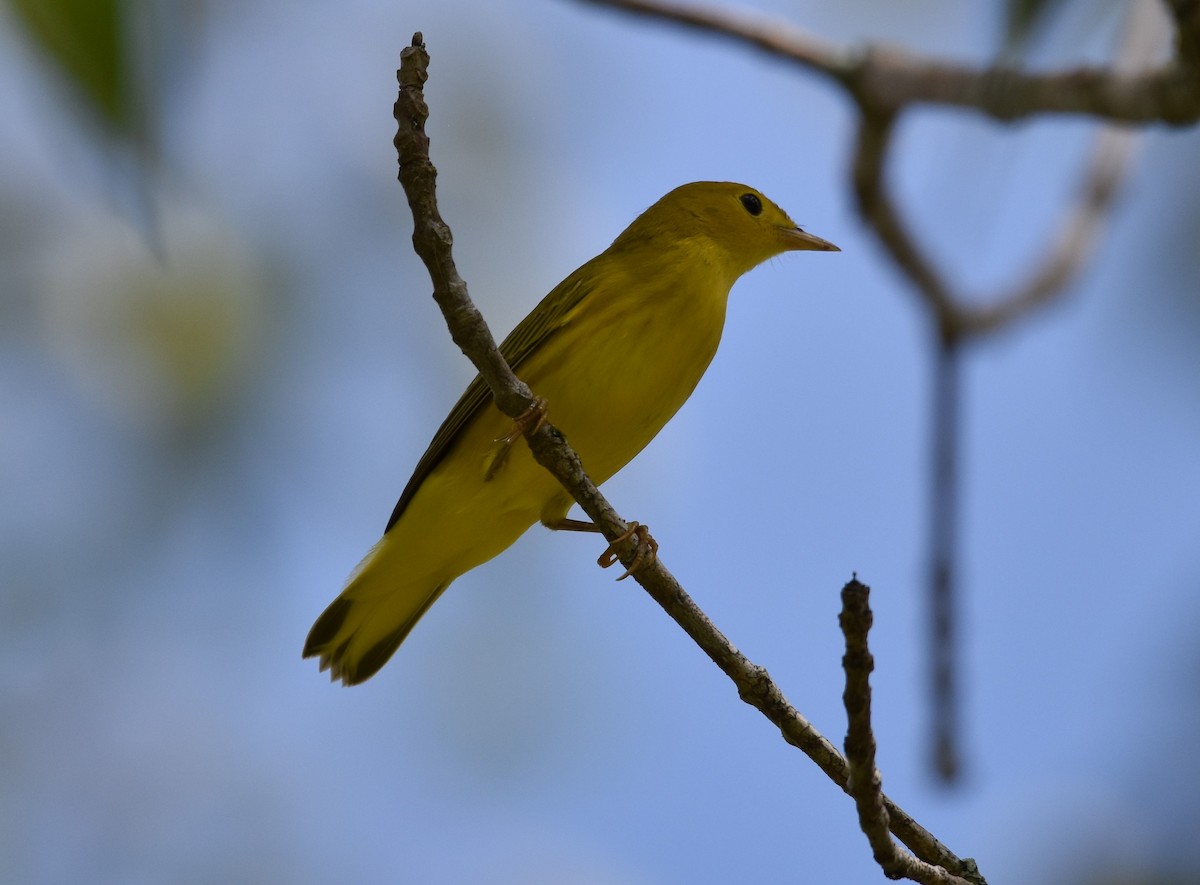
(778, 226, 840, 252)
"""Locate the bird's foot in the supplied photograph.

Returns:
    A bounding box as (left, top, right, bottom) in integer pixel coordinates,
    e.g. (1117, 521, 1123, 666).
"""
(598, 521, 658, 581)
(497, 396, 548, 445)
(486, 397, 548, 481)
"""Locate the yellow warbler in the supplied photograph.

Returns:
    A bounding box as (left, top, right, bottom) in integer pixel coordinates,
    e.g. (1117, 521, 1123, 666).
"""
(305, 181, 838, 684)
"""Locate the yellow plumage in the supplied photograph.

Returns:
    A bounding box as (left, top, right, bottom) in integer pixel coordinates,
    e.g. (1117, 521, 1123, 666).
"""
(304, 181, 838, 684)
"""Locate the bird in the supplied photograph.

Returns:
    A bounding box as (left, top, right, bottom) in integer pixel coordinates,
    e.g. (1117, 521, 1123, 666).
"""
(304, 181, 838, 684)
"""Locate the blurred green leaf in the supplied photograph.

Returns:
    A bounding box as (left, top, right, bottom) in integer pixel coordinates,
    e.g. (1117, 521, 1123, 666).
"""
(6, 0, 127, 130)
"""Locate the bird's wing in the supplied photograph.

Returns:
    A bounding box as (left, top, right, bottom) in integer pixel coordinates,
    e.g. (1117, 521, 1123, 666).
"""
(384, 265, 596, 532)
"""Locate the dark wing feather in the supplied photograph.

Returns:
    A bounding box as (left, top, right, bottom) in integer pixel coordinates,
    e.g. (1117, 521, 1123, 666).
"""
(383, 266, 595, 532)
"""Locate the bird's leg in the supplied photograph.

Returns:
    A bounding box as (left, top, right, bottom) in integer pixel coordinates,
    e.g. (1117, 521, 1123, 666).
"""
(543, 516, 658, 581)
(485, 396, 548, 481)
(543, 517, 599, 533)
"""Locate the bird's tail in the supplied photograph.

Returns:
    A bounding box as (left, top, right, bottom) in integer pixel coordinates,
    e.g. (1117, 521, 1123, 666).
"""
(303, 539, 449, 685)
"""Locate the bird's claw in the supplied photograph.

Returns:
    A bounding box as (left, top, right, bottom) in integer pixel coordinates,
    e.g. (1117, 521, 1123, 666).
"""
(597, 522, 658, 581)
(497, 396, 548, 445)
(486, 397, 548, 481)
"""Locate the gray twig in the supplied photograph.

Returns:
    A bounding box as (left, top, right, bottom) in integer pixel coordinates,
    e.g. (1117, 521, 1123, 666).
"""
(841, 578, 978, 884)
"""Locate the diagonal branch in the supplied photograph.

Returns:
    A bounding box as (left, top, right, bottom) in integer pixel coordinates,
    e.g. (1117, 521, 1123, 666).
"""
(395, 34, 640, 585)
(393, 32, 984, 883)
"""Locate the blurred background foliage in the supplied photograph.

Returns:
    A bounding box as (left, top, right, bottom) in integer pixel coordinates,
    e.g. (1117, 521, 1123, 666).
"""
(1, 0, 1198, 883)
(8, 0, 126, 128)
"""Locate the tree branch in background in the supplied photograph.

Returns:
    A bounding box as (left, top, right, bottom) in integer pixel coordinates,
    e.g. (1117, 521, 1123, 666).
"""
(959, 0, 1161, 335)
(577, 0, 1180, 782)
(850, 111, 959, 338)
(928, 341, 962, 781)
(858, 1, 1161, 781)
(581, 0, 1173, 341)
(575, 0, 1200, 123)
(1168, 0, 1200, 66)
(393, 32, 985, 884)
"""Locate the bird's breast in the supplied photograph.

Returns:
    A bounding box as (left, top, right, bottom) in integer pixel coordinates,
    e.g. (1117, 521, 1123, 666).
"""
(518, 270, 731, 485)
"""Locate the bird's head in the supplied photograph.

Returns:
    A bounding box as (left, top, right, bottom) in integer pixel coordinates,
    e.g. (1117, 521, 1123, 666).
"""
(612, 181, 838, 277)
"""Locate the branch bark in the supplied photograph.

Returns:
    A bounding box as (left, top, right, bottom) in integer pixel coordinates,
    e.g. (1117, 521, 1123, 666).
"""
(841, 578, 975, 885)
(393, 31, 984, 884)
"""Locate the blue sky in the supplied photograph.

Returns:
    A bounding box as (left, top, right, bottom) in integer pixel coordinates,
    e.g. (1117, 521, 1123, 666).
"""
(2, 1, 1199, 882)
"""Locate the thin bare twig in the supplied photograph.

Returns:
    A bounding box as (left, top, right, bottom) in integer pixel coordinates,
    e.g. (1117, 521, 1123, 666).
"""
(393, 32, 984, 883)
(394, 48, 535, 419)
(841, 579, 974, 885)
(394, 35, 632, 555)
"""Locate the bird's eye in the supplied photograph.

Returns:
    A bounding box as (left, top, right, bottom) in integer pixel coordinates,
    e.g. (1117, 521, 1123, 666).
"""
(740, 193, 763, 216)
